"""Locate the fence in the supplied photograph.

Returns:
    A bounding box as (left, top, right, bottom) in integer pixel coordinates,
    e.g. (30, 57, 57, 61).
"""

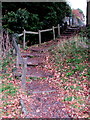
(18, 24, 61, 49)
(12, 35, 27, 90)
(10, 24, 61, 90)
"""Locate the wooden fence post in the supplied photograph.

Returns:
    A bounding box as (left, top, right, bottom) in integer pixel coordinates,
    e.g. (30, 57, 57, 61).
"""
(23, 29, 26, 49)
(69, 17, 70, 26)
(21, 58, 27, 89)
(16, 44, 20, 68)
(52, 26, 55, 40)
(38, 30, 41, 44)
(18, 44, 20, 49)
(16, 53, 19, 68)
(58, 24, 60, 37)
(13, 49, 15, 55)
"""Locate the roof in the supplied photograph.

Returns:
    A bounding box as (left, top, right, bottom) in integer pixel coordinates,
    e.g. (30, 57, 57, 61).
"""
(72, 9, 84, 20)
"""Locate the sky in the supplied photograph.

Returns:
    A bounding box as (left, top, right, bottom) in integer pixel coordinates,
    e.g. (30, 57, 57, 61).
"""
(67, 0, 87, 24)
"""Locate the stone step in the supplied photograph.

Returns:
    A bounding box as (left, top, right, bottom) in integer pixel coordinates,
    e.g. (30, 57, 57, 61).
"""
(18, 57, 45, 66)
(60, 35, 73, 39)
(67, 27, 80, 31)
(26, 81, 56, 94)
(28, 90, 56, 94)
(30, 47, 49, 52)
(21, 52, 47, 58)
(21, 87, 70, 118)
(14, 67, 53, 78)
(63, 32, 74, 35)
(21, 80, 71, 118)
(61, 34, 73, 36)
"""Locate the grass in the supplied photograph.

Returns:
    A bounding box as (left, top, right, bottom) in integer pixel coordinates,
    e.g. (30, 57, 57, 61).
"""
(52, 36, 89, 76)
(23, 46, 29, 50)
(1, 53, 22, 117)
(49, 35, 90, 117)
(1, 54, 18, 95)
(57, 37, 89, 58)
(1, 83, 18, 95)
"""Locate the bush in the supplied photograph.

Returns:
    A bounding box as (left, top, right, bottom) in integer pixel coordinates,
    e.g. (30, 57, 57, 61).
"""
(57, 36, 89, 59)
(3, 3, 72, 34)
(3, 8, 30, 33)
(87, 26, 90, 38)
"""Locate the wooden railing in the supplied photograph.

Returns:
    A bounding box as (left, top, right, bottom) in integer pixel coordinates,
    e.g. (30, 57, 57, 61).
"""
(12, 35, 27, 90)
(18, 24, 61, 49)
(11, 24, 61, 90)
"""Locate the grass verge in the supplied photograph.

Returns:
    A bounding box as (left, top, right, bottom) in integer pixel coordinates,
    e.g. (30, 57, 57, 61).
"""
(49, 35, 90, 118)
(0, 53, 23, 118)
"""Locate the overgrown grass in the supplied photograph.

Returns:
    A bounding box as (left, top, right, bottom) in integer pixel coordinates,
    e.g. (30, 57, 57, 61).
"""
(53, 36, 89, 76)
(1, 54, 18, 96)
(1, 83, 18, 95)
(57, 36, 89, 59)
(1, 53, 21, 118)
(50, 35, 90, 117)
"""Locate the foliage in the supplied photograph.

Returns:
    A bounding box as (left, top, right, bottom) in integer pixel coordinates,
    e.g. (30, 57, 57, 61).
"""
(3, 8, 30, 33)
(49, 36, 89, 117)
(1, 35, 90, 118)
(2, 2, 72, 33)
(87, 26, 90, 38)
(77, 8, 84, 16)
(2, 2, 72, 45)
(1, 53, 23, 118)
(79, 26, 90, 39)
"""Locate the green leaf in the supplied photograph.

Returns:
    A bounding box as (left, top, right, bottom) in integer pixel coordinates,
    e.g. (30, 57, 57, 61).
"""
(64, 96, 73, 101)
(74, 86, 82, 91)
(66, 71, 74, 76)
(70, 86, 74, 89)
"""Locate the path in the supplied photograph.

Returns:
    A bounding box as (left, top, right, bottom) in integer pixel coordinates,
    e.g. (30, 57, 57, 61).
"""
(15, 26, 80, 118)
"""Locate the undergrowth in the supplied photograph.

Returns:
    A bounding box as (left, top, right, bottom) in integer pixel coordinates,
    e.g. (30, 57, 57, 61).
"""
(50, 35, 90, 118)
(1, 53, 22, 118)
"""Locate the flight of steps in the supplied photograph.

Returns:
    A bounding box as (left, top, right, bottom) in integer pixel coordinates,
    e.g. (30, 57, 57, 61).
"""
(60, 26, 80, 39)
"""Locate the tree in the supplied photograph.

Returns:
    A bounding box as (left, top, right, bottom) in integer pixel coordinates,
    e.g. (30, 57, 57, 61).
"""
(3, 8, 30, 33)
(2, 2, 71, 32)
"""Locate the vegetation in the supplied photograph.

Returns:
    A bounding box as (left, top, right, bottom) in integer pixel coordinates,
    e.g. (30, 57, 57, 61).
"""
(1, 1, 90, 118)
(1, 53, 22, 118)
(2, 2, 71, 32)
(2, 2, 71, 44)
(79, 25, 90, 40)
(49, 36, 89, 117)
(87, 26, 90, 38)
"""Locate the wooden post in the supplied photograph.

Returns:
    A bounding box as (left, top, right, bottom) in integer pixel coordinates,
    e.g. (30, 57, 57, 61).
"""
(12, 36, 19, 55)
(58, 24, 60, 37)
(21, 58, 27, 89)
(52, 26, 55, 40)
(23, 29, 26, 49)
(38, 30, 41, 44)
(16, 44, 20, 68)
(18, 43, 21, 62)
(16, 53, 19, 68)
(72, 17, 74, 26)
(69, 17, 70, 26)
(18, 44, 20, 49)
(13, 49, 15, 55)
